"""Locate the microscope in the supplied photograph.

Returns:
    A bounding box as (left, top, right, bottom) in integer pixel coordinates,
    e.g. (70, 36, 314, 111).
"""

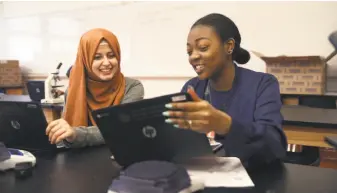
(325, 30, 337, 63)
(41, 62, 64, 104)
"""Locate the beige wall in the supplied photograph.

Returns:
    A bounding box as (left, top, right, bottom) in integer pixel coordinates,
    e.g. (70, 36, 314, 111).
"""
(3, 1, 337, 96)
(1, 1, 337, 77)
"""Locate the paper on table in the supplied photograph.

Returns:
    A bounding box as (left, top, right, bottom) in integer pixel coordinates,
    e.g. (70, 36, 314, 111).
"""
(178, 156, 254, 188)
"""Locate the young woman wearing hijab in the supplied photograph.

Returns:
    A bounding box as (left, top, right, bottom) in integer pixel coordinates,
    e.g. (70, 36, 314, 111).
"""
(46, 28, 144, 148)
(163, 13, 287, 168)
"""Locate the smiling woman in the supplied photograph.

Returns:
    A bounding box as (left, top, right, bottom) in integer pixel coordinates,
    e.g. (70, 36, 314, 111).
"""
(92, 40, 120, 81)
(164, 13, 287, 169)
(45, 28, 144, 148)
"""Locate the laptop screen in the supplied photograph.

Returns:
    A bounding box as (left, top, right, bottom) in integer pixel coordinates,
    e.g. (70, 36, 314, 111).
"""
(0, 100, 55, 152)
(93, 92, 213, 167)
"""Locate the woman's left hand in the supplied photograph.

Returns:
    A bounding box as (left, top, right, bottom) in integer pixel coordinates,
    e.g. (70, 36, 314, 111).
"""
(163, 87, 232, 135)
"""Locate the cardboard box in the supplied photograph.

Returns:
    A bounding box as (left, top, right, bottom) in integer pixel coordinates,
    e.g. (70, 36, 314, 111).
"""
(261, 56, 326, 95)
(0, 60, 23, 87)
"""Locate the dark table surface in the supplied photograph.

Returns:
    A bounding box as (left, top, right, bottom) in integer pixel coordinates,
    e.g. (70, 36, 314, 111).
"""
(1, 146, 337, 193)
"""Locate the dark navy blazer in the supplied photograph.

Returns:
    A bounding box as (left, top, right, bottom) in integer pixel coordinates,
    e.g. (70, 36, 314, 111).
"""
(181, 64, 287, 168)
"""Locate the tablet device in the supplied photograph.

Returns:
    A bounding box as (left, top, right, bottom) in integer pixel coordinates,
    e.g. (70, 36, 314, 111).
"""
(93, 92, 214, 167)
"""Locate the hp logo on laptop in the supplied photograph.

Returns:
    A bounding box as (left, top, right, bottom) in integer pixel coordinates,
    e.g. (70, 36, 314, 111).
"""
(142, 125, 157, 138)
(10, 120, 21, 130)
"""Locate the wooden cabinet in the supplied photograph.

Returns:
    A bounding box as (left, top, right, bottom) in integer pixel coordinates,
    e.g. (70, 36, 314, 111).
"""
(4, 87, 24, 95)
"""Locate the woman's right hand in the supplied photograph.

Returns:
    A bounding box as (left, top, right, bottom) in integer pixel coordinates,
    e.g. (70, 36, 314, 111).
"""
(46, 119, 76, 144)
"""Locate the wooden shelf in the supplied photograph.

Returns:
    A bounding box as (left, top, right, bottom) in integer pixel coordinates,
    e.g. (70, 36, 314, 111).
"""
(284, 125, 337, 148)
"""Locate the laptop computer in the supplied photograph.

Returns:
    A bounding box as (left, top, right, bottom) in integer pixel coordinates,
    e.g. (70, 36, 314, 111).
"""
(92, 92, 214, 167)
(26, 80, 45, 102)
(0, 95, 56, 152)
